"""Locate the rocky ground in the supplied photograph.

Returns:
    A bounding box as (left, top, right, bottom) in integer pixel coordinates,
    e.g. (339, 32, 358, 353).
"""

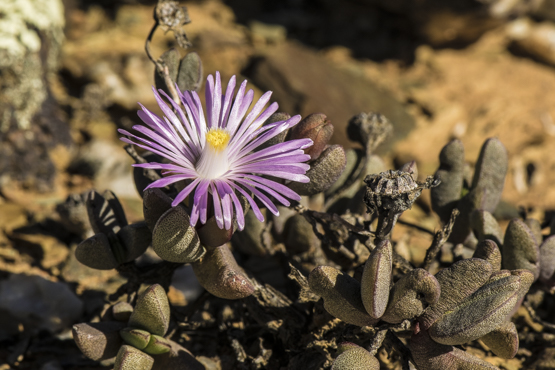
(1, 0, 555, 369)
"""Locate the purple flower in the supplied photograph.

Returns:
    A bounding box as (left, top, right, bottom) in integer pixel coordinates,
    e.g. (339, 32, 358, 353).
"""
(119, 72, 312, 231)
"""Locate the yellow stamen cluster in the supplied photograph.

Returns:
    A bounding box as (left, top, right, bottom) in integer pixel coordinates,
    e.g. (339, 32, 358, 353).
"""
(206, 128, 231, 152)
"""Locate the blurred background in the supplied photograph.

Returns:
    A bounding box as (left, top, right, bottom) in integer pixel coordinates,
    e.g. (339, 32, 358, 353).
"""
(1, 0, 555, 368)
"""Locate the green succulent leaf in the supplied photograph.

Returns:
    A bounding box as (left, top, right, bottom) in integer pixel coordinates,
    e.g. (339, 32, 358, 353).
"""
(361, 240, 393, 319)
(114, 344, 154, 370)
(502, 219, 540, 279)
(72, 321, 126, 361)
(331, 345, 380, 370)
(473, 239, 502, 272)
(128, 284, 170, 336)
(143, 334, 172, 355)
(120, 327, 151, 350)
(308, 266, 378, 327)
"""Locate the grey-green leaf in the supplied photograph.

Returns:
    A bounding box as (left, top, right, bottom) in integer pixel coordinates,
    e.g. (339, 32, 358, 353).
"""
(128, 284, 170, 336)
(471, 210, 503, 246)
(308, 266, 378, 327)
(152, 205, 204, 263)
(361, 240, 393, 319)
(72, 321, 126, 361)
(114, 344, 154, 370)
(473, 239, 502, 272)
(480, 321, 519, 359)
(177, 52, 203, 92)
(331, 346, 380, 370)
(502, 219, 540, 280)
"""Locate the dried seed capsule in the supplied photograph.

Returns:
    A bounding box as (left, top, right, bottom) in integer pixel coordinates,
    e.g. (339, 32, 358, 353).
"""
(309, 266, 378, 327)
(361, 240, 393, 319)
(128, 284, 170, 337)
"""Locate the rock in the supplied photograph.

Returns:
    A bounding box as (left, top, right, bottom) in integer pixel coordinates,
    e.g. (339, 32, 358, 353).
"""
(0, 274, 83, 333)
(246, 41, 415, 152)
(0, 0, 70, 191)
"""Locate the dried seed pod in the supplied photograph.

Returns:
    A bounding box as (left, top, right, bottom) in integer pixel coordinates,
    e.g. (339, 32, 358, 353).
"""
(411, 324, 500, 370)
(72, 322, 126, 361)
(429, 274, 521, 345)
(431, 139, 465, 223)
(471, 210, 503, 246)
(177, 52, 203, 92)
(288, 145, 346, 196)
(420, 258, 493, 330)
(114, 345, 154, 370)
(112, 302, 134, 322)
(143, 188, 173, 231)
(480, 321, 519, 359)
(381, 268, 440, 324)
(398, 160, 418, 180)
(308, 266, 378, 327)
(143, 334, 171, 355)
(346, 112, 392, 155)
(128, 284, 170, 337)
(75, 233, 119, 270)
(539, 235, 555, 287)
(288, 113, 334, 160)
(120, 328, 151, 350)
(502, 219, 540, 280)
(473, 240, 502, 272)
(117, 222, 152, 263)
(331, 343, 380, 370)
(192, 244, 255, 299)
(152, 205, 203, 263)
(361, 240, 393, 319)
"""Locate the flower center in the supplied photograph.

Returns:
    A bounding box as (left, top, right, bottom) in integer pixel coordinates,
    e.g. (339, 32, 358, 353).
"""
(206, 128, 231, 152)
(196, 128, 231, 179)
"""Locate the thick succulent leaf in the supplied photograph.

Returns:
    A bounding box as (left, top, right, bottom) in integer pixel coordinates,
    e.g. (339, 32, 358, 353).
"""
(289, 113, 334, 160)
(128, 284, 170, 336)
(502, 219, 540, 280)
(196, 215, 234, 248)
(192, 244, 255, 299)
(118, 222, 152, 263)
(154, 48, 180, 97)
(525, 218, 543, 247)
(112, 302, 134, 322)
(420, 258, 492, 330)
(361, 240, 393, 319)
(470, 138, 508, 213)
(480, 321, 518, 359)
(75, 233, 119, 270)
(72, 321, 126, 361)
(143, 188, 173, 231)
(256, 113, 291, 152)
(114, 344, 154, 370)
(309, 266, 378, 327)
(473, 240, 502, 272)
(471, 210, 503, 246)
(381, 268, 440, 324)
(120, 327, 151, 350)
(232, 209, 268, 256)
(177, 52, 203, 92)
(152, 205, 204, 263)
(86, 190, 127, 235)
(143, 334, 172, 355)
(331, 345, 380, 370)
(151, 339, 206, 370)
(288, 145, 346, 196)
(539, 235, 555, 286)
(429, 274, 520, 345)
(431, 139, 465, 224)
(411, 324, 500, 370)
